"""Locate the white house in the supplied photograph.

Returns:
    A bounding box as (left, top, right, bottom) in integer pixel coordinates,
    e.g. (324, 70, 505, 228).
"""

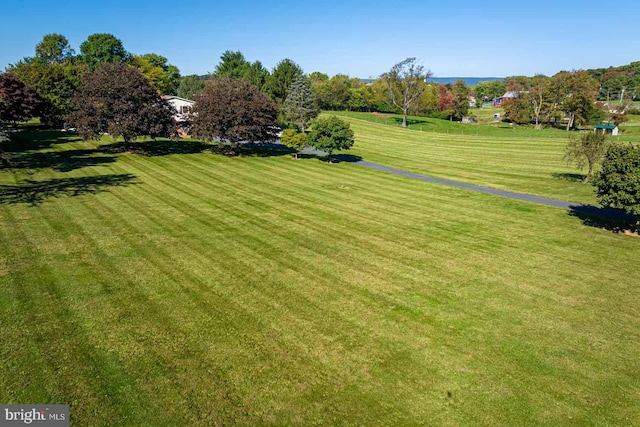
(162, 96, 195, 123)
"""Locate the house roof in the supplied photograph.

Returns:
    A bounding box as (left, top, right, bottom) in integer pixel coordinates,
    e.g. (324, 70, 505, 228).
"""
(162, 95, 195, 104)
(595, 124, 617, 129)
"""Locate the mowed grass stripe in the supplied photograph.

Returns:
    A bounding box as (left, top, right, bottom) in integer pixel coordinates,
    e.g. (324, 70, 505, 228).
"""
(331, 116, 597, 204)
(56, 157, 456, 422)
(0, 201, 158, 424)
(2, 135, 639, 425)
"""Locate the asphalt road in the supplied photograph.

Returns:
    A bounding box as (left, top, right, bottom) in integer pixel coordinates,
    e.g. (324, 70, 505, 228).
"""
(298, 147, 634, 221)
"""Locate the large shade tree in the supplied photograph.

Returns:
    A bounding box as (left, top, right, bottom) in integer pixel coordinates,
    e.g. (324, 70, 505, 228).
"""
(7, 34, 85, 127)
(593, 144, 640, 224)
(66, 63, 175, 144)
(450, 80, 470, 121)
(381, 58, 432, 127)
(551, 70, 600, 130)
(80, 33, 128, 69)
(35, 33, 75, 65)
(0, 73, 41, 124)
(564, 131, 609, 183)
(129, 53, 181, 95)
(191, 77, 278, 148)
(307, 116, 355, 162)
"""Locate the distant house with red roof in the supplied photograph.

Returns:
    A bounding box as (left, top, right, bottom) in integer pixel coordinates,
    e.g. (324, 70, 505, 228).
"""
(492, 91, 520, 107)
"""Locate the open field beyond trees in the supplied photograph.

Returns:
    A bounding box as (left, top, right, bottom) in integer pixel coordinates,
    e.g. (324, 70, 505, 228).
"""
(331, 113, 624, 205)
(1, 128, 639, 425)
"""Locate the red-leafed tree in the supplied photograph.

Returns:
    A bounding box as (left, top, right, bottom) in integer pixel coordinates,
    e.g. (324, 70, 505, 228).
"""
(191, 77, 279, 148)
(438, 84, 454, 113)
(66, 63, 176, 144)
(0, 73, 41, 124)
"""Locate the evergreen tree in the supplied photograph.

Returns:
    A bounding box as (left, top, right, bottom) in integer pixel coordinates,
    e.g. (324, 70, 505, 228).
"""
(284, 76, 319, 133)
(177, 75, 205, 100)
(264, 59, 303, 105)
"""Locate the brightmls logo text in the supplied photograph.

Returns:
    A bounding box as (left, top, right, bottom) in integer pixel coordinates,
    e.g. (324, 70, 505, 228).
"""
(1, 405, 68, 427)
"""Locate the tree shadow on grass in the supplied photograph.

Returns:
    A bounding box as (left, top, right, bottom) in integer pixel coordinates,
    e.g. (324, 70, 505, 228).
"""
(392, 117, 433, 126)
(1, 149, 116, 173)
(3, 128, 82, 152)
(226, 143, 296, 158)
(552, 172, 586, 182)
(568, 204, 638, 234)
(297, 151, 363, 163)
(99, 139, 211, 156)
(0, 174, 137, 206)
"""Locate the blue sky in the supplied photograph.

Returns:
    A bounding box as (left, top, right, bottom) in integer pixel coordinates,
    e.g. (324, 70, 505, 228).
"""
(1, 0, 639, 78)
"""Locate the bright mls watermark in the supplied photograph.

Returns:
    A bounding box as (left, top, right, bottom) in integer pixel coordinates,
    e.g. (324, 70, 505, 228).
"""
(1, 405, 68, 426)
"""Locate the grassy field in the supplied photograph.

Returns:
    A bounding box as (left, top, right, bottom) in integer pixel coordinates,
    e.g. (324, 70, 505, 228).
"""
(329, 111, 571, 139)
(1, 129, 639, 426)
(329, 113, 632, 205)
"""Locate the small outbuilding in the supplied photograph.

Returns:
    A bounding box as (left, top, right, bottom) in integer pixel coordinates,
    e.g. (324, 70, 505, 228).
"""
(594, 124, 619, 136)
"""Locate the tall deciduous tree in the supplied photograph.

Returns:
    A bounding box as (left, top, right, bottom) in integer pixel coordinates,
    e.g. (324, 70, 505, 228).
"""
(264, 59, 303, 105)
(66, 63, 175, 143)
(314, 74, 356, 110)
(8, 58, 84, 127)
(80, 33, 128, 69)
(437, 84, 454, 114)
(564, 131, 609, 183)
(284, 76, 319, 133)
(191, 77, 278, 148)
(141, 53, 180, 95)
(529, 74, 549, 128)
(35, 33, 75, 65)
(8, 34, 85, 127)
(0, 73, 41, 124)
(474, 80, 505, 103)
(381, 58, 432, 127)
(450, 80, 470, 121)
(593, 144, 640, 223)
(307, 116, 354, 162)
(550, 70, 599, 130)
(177, 75, 205, 100)
(502, 95, 532, 124)
(129, 54, 181, 95)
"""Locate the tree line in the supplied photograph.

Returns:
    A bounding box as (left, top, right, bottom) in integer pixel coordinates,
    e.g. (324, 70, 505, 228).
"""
(0, 33, 356, 161)
(586, 61, 640, 102)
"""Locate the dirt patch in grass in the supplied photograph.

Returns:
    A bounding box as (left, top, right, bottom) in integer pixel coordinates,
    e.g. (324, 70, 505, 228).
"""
(370, 112, 393, 119)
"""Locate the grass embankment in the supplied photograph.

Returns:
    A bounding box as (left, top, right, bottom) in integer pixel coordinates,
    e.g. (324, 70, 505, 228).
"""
(1, 129, 639, 426)
(330, 113, 611, 205)
(329, 111, 569, 138)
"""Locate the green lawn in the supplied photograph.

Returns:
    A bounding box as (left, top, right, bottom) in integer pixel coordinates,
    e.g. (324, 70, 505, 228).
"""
(329, 111, 570, 139)
(329, 114, 618, 205)
(1, 129, 639, 426)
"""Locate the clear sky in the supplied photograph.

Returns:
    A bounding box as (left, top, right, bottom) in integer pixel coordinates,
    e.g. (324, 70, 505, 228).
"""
(1, 0, 639, 78)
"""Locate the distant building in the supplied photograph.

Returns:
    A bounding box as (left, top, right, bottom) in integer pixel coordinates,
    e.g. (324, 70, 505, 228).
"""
(594, 124, 619, 136)
(163, 96, 195, 137)
(492, 91, 520, 107)
(163, 96, 195, 121)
